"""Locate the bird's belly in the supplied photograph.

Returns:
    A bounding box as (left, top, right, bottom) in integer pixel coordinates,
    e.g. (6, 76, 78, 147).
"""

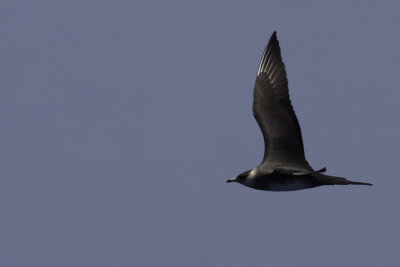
(267, 179, 313, 191)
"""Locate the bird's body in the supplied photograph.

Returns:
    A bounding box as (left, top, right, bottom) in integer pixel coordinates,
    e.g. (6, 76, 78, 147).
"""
(232, 169, 369, 191)
(227, 32, 372, 191)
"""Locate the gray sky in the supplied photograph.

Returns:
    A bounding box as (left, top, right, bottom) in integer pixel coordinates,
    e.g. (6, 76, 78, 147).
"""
(1, 0, 399, 266)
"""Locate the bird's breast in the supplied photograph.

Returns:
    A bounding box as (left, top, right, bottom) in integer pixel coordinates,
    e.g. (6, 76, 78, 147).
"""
(243, 175, 315, 191)
(267, 179, 313, 191)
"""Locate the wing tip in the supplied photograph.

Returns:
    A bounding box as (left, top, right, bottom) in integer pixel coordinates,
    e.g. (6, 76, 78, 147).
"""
(257, 31, 281, 76)
(268, 31, 278, 47)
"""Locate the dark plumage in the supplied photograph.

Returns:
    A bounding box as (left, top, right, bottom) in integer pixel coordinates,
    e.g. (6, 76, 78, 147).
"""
(227, 32, 372, 191)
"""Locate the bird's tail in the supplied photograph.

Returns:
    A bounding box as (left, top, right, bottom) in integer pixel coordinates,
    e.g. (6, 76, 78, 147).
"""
(313, 173, 373, 186)
(347, 180, 373, 186)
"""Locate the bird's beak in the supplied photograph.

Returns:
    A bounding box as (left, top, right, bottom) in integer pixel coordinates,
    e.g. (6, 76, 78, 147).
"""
(226, 178, 237, 183)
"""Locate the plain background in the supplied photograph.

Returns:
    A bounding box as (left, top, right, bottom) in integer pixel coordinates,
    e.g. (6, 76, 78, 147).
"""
(1, 0, 399, 266)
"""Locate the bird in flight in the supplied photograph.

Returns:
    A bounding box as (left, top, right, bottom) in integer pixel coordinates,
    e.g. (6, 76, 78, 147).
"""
(227, 32, 372, 191)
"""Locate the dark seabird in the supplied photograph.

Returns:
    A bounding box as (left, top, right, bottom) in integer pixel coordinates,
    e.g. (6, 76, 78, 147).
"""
(227, 32, 372, 191)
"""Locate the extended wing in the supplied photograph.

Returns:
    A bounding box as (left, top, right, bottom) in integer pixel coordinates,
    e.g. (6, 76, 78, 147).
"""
(253, 32, 311, 170)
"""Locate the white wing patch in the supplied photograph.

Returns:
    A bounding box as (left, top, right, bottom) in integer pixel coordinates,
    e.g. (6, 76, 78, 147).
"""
(249, 169, 257, 178)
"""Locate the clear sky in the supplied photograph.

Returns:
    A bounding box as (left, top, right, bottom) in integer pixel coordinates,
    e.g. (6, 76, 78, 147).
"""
(1, 0, 399, 266)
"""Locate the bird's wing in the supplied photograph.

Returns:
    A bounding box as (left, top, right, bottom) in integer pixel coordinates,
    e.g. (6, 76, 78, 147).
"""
(253, 32, 311, 170)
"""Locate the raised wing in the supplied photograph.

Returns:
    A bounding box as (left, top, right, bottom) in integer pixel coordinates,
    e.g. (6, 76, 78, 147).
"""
(253, 32, 311, 169)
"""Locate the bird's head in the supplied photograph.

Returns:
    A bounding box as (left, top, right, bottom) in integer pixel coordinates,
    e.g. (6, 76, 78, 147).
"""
(227, 169, 252, 184)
